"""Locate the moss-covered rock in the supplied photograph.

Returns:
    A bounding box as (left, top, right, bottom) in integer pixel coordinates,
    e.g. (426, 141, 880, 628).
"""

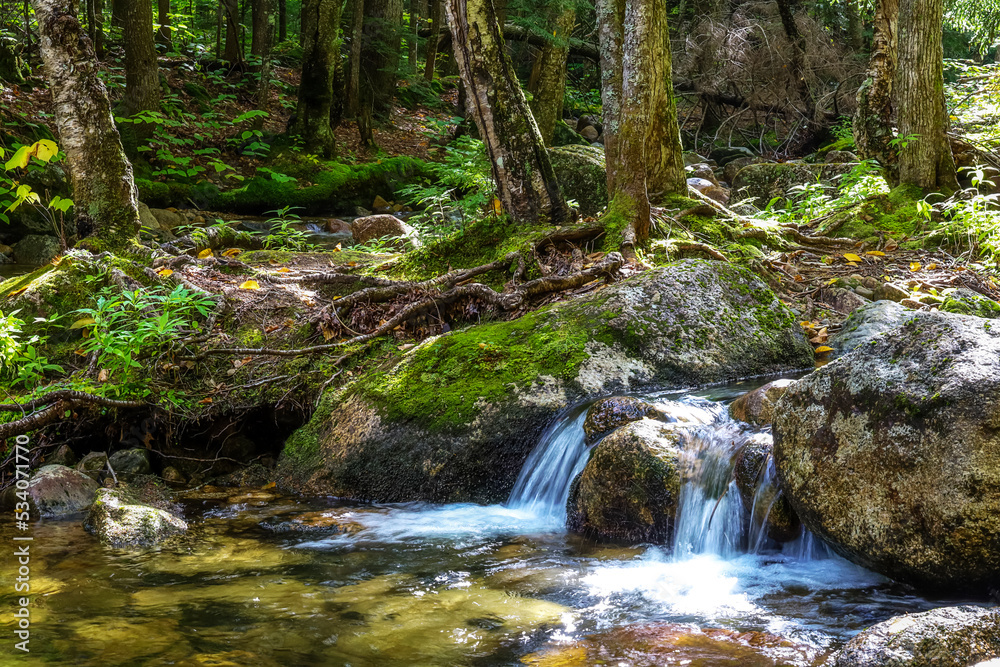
(84, 487, 187, 548)
(774, 309, 1000, 591)
(551, 119, 590, 147)
(278, 259, 813, 503)
(939, 287, 1000, 319)
(729, 379, 796, 426)
(108, 448, 152, 478)
(567, 419, 682, 543)
(13, 235, 60, 265)
(832, 606, 1000, 667)
(730, 162, 853, 206)
(583, 396, 659, 443)
(0, 465, 98, 516)
(829, 300, 911, 357)
(547, 145, 607, 216)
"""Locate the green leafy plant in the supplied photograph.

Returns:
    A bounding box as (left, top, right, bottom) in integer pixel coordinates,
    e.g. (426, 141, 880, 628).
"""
(263, 206, 317, 251)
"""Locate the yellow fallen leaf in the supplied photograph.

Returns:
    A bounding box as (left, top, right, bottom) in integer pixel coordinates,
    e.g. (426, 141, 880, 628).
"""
(7, 286, 27, 297)
(198, 248, 214, 259)
(157, 268, 174, 277)
(479, 342, 486, 348)
(239, 279, 260, 290)
(333, 243, 342, 252)
(927, 263, 937, 270)
(822, 256, 834, 265)
(97, 368, 110, 382)
(847, 261, 858, 267)
(69, 317, 95, 330)
(843, 253, 863, 262)
(222, 247, 242, 257)
(276, 267, 291, 273)
(492, 198, 503, 215)
(262, 482, 276, 490)
(910, 262, 921, 271)
(866, 250, 885, 256)
(814, 345, 834, 354)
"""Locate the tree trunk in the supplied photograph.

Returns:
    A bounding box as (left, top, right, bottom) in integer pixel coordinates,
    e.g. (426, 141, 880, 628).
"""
(278, 0, 286, 40)
(345, 0, 365, 117)
(223, 0, 242, 62)
(121, 0, 160, 145)
(408, 0, 418, 72)
(775, 0, 817, 135)
(423, 0, 440, 80)
(156, 0, 171, 49)
(32, 0, 141, 250)
(361, 0, 403, 119)
(93, 0, 105, 58)
(254, 0, 274, 125)
(293, 0, 341, 156)
(896, 0, 958, 191)
(251, 0, 272, 55)
(597, 0, 685, 249)
(845, 0, 863, 52)
(444, 0, 571, 224)
(527, 3, 574, 146)
(853, 0, 898, 185)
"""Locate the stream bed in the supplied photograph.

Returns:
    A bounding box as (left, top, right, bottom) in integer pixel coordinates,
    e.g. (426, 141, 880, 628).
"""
(0, 381, 973, 666)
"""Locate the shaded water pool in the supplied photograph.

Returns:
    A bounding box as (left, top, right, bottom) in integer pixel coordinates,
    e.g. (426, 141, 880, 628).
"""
(0, 382, 975, 666)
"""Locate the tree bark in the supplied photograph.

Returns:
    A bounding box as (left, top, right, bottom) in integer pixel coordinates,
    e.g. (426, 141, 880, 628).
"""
(293, 0, 340, 156)
(251, 0, 271, 55)
(278, 0, 286, 41)
(423, 0, 440, 80)
(361, 0, 403, 119)
(527, 3, 574, 146)
(444, 0, 571, 224)
(345, 0, 365, 116)
(121, 0, 160, 145)
(845, 0, 863, 52)
(896, 0, 958, 191)
(408, 0, 418, 72)
(254, 0, 274, 125)
(853, 0, 898, 185)
(775, 0, 817, 134)
(93, 0, 105, 58)
(222, 0, 242, 62)
(32, 0, 141, 249)
(156, 0, 171, 49)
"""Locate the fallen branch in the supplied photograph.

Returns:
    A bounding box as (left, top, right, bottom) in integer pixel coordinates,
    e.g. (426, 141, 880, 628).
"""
(0, 401, 67, 439)
(675, 242, 729, 261)
(0, 390, 145, 412)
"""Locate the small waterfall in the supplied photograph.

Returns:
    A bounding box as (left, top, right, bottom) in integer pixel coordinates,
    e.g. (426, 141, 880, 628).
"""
(506, 408, 590, 522)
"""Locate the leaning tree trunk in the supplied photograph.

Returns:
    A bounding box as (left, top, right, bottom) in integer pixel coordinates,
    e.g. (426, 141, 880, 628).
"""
(121, 0, 160, 145)
(361, 0, 403, 119)
(896, 0, 958, 191)
(597, 0, 685, 250)
(156, 0, 171, 49)
(444, 0, 571, 224)
(423, 0, 441, 80)
(853, 0, 899, 186)
(293, 0, 340, 156)
(32, 0, 141, 250)
(527, 2, 574, 146)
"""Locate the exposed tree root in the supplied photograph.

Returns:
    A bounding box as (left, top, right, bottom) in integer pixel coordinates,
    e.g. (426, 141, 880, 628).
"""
(0, 391, 144, 439)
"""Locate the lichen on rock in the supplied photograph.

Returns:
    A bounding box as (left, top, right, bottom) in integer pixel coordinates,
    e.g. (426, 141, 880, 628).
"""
(84, 487, 187, 548)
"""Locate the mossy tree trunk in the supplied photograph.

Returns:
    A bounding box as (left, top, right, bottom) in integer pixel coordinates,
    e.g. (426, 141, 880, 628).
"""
(33, 0, 141, 250)
(121, 0, 160, 145)
(444, 0, 571, 224)
(597, 0, 684, 249)
(896, 0, 958, 191)
(853, 0, 898, 186)
(293, 0, 341, 157)
(527, 1, 574, 146)
(423, 0, 441, 80)
(361, 0, 403, 119)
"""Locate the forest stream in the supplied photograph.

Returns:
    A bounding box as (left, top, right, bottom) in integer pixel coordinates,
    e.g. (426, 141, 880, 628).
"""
(1, 379, 967, 667)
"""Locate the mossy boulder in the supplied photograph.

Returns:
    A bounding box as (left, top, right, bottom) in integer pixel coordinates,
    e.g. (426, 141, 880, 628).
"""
(567, 419, 682, 543)
(551, 119, 590, 147)
(939, 287, 1000, 319)
(832, 605, 1000, 667)
(583, 396, 659, 443)
(730, 162, 853, 206)
(829, 300, 911, 357)
(729, 378, 796, 425)
(774, 309, 1000, 591)
(13, 235, 60, 265)
(84, 487, 187, 548)
(547, 145, 607, 216)
(279, 259, 813, 503)
(108, 448, 153, 478)
(1, 465, 98, 517)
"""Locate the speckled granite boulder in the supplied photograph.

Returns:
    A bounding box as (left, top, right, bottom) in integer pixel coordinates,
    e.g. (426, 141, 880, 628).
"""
(583, 396, 660, 443)
(729, 378, 795, 425)
(84, 488, 187, 548)
(833, 606, 1000, 667)
(775, 309, 1000, 590)
(279, 259, 813, 503)
(5, 465, 99, 517)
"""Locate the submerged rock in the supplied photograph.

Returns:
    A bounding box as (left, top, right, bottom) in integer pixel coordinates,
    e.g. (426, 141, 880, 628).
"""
(278, 259, 812, 503)
(832, 606, 1000, 667)
(729, 378, 795, 426)
(774, 309, 1000, 590)
(732, 436, 801, 543)
(583, 396, 659, 442)
(259, 511, 363, 534)
(85, 487, 187, 547)
(8, 465, 99, 517)
(567, 419, 682, 543)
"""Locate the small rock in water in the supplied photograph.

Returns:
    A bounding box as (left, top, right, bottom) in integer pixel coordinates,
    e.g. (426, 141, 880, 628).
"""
(729, 379, 795, 426)
(372, 195, 391, 212)
(259, 511, 363, 535)
(76, 451, 110, 480)
(108, 448, 152, 478)
(84, 487, 187, 548)
(2, 465, 98, 517)
(583, 396, 659, 442)
(161, 466, 186, 483)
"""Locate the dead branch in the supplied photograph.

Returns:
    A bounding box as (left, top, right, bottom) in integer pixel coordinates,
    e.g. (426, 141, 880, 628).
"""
(675, 242, 729, 261)
(0, 402, 67, 439)
(0, 390, 144, 412)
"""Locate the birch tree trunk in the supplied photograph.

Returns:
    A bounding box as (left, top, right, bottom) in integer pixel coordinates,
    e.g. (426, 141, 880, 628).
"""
(853, 0, 898, 186)
(528, 2, 574, 146)
(33, 0, 141, 250)
(896, 0, 958, 191)
(444, 0, 570, 224)
(293, 0, 340, 156)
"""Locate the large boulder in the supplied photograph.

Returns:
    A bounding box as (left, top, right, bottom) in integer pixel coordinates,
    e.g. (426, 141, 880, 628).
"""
(84, 487, 187, 547)
(567, 419, 682, 543)
(731, 163, 852, 206)
(774, 309, 1000, 590)
(6, 465, 99, 517)
(728, 378, 795, 426)
(547, 145, 607, 216)
(828, 300, 910, 357)
(351, 214, 419, 249)
(279, 259, 813, 503)
(832, 606, 1000, 667)
(13, 235, 60, 265)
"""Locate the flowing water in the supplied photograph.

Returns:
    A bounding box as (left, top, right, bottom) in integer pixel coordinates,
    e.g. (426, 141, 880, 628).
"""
(0, 380, 969, 666)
